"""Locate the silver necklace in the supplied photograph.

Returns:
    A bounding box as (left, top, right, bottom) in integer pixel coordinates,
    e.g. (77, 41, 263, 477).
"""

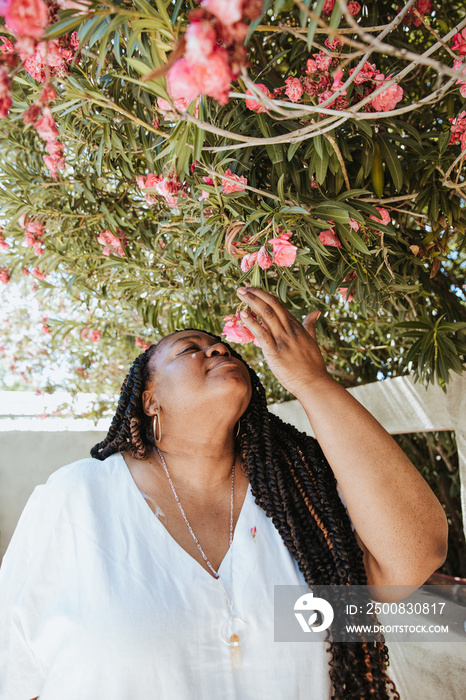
(155, 447, 246, 664)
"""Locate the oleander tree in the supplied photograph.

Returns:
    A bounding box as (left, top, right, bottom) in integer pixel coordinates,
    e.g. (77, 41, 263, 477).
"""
(0, 0, 465, 408)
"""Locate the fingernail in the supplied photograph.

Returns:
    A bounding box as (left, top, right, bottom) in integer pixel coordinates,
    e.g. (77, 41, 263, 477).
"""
(316, 311, 322, 321)
(237, 287, 247, 295)
(240, 309, 249, 318)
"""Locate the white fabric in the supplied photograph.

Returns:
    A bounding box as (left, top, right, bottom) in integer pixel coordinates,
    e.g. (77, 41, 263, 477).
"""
(0, 453, 332, 700)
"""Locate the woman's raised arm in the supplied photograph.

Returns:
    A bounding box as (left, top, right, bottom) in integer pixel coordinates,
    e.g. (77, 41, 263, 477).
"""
(236, 287, 448, 597)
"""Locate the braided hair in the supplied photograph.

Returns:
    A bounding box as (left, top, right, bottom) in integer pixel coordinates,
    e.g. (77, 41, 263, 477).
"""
(91, 330, 400, 700)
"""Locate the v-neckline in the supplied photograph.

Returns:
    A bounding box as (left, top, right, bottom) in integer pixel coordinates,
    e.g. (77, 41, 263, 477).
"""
(116, 452, 252, 582)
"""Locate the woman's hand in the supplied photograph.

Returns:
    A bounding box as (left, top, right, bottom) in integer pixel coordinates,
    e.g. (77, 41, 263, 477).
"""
(236, 287, 331, 397)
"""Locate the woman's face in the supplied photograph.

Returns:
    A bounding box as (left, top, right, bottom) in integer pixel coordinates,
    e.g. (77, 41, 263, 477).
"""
(143, 330, 252, 422)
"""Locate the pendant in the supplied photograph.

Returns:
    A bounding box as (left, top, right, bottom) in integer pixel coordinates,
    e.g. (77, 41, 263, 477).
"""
(220, 616, 246, 668)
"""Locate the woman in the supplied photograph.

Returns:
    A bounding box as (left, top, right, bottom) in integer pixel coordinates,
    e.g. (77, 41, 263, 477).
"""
(0, 287, 448, 700)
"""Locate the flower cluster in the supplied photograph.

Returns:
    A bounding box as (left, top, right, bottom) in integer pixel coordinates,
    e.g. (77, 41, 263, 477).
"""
(322, 0, 360, 16)
(97, 229, 126, 257)
(452, 28, 466, 55)
(81, 327, 102, 342)
(318, 208, 390, 249)
(222, 168, 247, 193)
(404, 0, 432, 27)
(0, 0, 79, 99)
(247, 52, 404, 115)
(22, 90, 65, 178)
(167, 0, 263, 106)
(19, 214, 46, 255)
(240, 231, 297, 271)
(449, 111, 466, 153)
(19, 32, 79, 83)
(137, 172, 184, 208)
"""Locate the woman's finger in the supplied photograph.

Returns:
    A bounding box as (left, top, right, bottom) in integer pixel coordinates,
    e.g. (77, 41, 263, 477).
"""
(302, 310, 321, 343)
(239, 308, 271, 348)
(237, 287, 287, 334)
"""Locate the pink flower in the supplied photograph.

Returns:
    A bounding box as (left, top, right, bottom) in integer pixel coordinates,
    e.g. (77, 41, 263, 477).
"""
(314, 52, 333, 72)
(245, 83, 271, 112)
(452, 28, 466, 55)
(338, 271, 357, 302)
(0, 235, 9, 250)
(0, 266, 10, 284)
(268, 236, 298, 267)
(349, 218, 360, 231)
(97, 230, 126, 257)
(154, 175, 181, 207)
(324, 36, 342, 51)
(370, 207, 390, 225)
(1, 0, 49, 40)
(331, 68, 346, 94)
(185, 20, 217, 64)
(318, 89, 336, 108)
(406, 0, 432, 27)
(319, 228, 341, 247)
(250, 526, 257, 539)
(322, 0, 335, 15)
(20, 39, 70, 82)
(32, 266, 46, 280)
(240, 251, 258, 271)
(449, 110, 466, 152)
(194, 49, 233, 105)
(34, 107, 60, 142)
(0, 67, 11, 118)
(347, 1, 361, 16)
(349, 61, 377, 85)
(80, 327, 89, 340)
(41, 324, 51, 334)
(89, 329, 101, 342)
(43, 139, 65, 177)
(370, 80, 403, 112)
(257, 246, 273, 269)
(454, 58, 466, 98)
(222, 314, 258, 345)
(222, 168, 247, 193)
(0, 36, 14, 53)
(135, 337, 150, 351)
(157, 96, 191, 112)
(306, 58, 317, 74)
(167, 58, 201, 104)
(284, 76, 303, 103)
(201, 0, 242, 25)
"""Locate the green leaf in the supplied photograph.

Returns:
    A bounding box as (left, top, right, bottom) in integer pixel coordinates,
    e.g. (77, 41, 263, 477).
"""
(379, 137, 403, 192)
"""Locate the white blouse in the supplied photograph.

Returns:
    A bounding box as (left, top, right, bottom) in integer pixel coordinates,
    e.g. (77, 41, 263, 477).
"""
(0, 453, 332, 700)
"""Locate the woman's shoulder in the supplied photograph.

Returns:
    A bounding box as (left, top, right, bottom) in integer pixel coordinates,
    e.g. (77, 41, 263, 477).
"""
(43, 452, 123, 490)
(22, 453, 124, 520)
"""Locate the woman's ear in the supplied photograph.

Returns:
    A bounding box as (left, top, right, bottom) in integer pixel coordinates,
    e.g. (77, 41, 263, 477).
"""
(142, 389, 159, 417)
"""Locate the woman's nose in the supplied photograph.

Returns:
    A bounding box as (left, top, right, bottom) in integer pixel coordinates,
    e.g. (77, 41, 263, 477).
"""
(206, 342, 230, 357)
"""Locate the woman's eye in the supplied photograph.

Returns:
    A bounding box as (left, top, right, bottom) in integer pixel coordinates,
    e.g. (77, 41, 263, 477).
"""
(179, 345, 198, 354)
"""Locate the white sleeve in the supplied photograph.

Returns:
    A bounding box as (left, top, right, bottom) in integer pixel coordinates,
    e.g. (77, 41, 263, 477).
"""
(0, 482, 69, 700)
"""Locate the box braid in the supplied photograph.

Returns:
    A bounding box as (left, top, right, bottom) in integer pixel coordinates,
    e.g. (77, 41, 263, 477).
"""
(91, 329, 400, 700)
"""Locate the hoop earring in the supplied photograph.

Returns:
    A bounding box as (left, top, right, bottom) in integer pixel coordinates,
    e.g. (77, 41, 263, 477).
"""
(235, 418, 241, 439)
(153, 412, 162, 444)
